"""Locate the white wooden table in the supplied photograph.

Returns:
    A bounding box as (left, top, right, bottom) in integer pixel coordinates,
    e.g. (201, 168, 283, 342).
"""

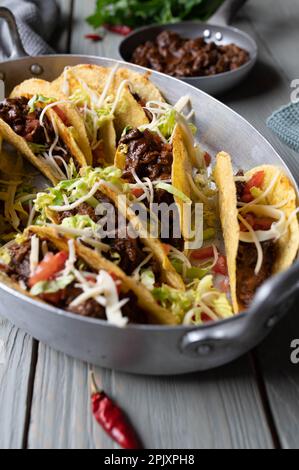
(1, 0, 299, 449)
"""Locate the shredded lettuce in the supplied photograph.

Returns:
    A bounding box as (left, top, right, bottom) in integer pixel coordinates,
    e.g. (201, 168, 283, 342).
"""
(152, 274, 233, 322)
(34, 166, 124, 216)
(30, 274, 74, 296)
(140, 269, 155, 290)
(28, 94, 55, 113)
(28, 143, 47, 154)
(61, 215, 97, 231)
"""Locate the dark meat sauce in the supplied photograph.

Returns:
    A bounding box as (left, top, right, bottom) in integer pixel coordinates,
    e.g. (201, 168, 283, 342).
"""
(237, 241, 276, 308)
(3, 236, 148, 323)
(0, 97, 72, 166)
(131, 30, 250, 78)
(234, 174, 276, 307)
(55, 191, 161, 278)
(120, 128, 173, 182)
(119, 128, 184, 250)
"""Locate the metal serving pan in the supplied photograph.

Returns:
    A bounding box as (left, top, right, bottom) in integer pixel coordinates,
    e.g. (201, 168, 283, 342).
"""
(0, 7, 298, 375)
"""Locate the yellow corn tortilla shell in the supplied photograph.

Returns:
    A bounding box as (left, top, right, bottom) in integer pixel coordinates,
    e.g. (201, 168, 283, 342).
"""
(10, 78, 92, 165)
(52, 65, 158, 138)
(25, 226, 179, 325)
(213, 152, 239, 313)
(214, 152, 299, 313)
(172, 125, 193, 242)
(52, 64, 164, 105)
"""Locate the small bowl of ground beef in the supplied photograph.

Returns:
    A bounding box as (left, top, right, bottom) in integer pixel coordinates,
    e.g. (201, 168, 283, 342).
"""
(119, 22, 257, 95)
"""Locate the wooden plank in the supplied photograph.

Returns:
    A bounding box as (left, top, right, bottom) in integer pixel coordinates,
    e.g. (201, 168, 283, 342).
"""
(27, 352, 273, 449)
(0, 317, 36, 449)
(227, 0, 299, 449)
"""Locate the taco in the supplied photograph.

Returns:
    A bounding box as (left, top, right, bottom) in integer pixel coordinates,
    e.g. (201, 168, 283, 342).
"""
(114, 95, 217, 251)
(50, 65, 156, 165)
(214, 151, 299, 313)
(0, 225, 180, 325)
(0, 84, 90, 185)
(33, 166, 185, 291)
(10, 78, 92, 164)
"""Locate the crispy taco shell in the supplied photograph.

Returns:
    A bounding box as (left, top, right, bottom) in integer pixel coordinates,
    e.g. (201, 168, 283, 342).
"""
(214, 151, 299, 313)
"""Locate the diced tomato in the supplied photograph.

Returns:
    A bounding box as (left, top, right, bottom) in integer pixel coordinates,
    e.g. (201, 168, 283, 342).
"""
(219, 277, 230, 293)
(201, 313, 212, 323)
(85, 275, 97, 283)
(109, 272, 122, 294)
(241, 193, 254, 203)
(240, 213, 274, 231)
(191, 246, 214, 260)
(41, 290, 65, 304)
(162, 243, 172, 256)
(242, 170, 265, 202)
(253, 217, 274, 231)
(53, 106, 70, 127)
(204, 152, 212, 167)
(28, 251, 68, 288)
(131, 188, 144, 198)
(212, 255, 228, 276)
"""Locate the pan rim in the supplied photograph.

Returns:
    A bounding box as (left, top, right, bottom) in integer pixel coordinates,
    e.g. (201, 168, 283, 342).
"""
(0, 54, 295, 332)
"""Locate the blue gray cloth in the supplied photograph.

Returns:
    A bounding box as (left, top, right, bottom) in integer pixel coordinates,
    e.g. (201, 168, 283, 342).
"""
(0, 0, 59, 60)
(267, 101, 299, 153)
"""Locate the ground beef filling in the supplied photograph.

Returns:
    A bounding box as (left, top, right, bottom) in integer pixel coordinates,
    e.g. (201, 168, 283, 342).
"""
(131, 30, 250, 78)
(234, 174, 276, 306)
(0, 97, 72, 166)
(3, 238, 148, 323)
(120, 128, 173, 182)
(55, 192, 160, 277)
(236, 241, 276, 307)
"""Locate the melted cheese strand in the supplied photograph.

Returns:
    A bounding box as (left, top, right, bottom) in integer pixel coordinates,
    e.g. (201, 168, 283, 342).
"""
(238, 213, 263, 275)
(98, 63, 119, 109)
(30, 235, 39, 276)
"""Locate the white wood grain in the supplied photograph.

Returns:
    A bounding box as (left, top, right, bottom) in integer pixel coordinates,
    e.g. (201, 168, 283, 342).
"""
(0, 317, 35, 449)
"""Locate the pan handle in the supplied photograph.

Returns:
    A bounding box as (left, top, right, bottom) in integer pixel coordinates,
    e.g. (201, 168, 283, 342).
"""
(180, 260, 299, 358)
(0, 7, 28, 59)
(208, 0, 248, 26)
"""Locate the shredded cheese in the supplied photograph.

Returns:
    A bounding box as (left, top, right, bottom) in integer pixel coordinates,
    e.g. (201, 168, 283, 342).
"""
(29, 235, 40, 276)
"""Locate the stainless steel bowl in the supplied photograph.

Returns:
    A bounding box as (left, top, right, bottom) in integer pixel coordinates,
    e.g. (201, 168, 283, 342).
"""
(119, 0, 258, 95)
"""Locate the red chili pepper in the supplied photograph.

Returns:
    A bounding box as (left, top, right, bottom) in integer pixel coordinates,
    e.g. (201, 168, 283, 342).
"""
(84, 33, 103, 42)
(204, 152, 212, 167)
(104, 24, 133, 36)
(90, 372, 142, 449)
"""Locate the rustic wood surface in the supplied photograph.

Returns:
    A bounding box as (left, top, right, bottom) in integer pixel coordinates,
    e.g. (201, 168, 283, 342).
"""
(0, 0, 299, 449)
